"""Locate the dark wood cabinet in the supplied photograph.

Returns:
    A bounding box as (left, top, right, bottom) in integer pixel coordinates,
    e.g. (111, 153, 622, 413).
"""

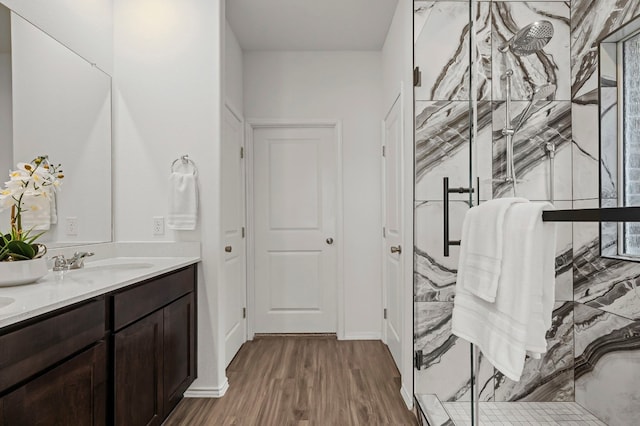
(113, 265, 197, 426)
(114, 310, 164, 426)
(0, 263, 197, 426)
(163, 293, 195, 414)
(0, 342, 106, 426)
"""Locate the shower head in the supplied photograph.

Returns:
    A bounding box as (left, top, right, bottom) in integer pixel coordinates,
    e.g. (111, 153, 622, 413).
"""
(499, 20, 554, 56)
(531, 83, 557, 101)
(512, 83, 557, 134)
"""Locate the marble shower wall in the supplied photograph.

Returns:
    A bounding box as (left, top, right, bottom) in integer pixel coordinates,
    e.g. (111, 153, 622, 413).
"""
(414, 0, 574, 404)
(571, 1, 640, 424)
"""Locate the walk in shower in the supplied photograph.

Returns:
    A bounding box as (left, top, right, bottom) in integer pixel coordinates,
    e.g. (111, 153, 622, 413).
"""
(414, 1, 640, 425)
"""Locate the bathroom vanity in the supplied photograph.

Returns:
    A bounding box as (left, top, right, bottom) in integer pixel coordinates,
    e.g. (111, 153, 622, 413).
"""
(0, 258, 198, 426)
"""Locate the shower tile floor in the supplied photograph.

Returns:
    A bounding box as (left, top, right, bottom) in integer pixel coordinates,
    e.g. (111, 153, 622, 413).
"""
(442, 402, 606, 426)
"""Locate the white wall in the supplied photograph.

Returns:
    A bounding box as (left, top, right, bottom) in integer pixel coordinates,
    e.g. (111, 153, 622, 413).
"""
(0, 0, 112, 74)
(382, 0, 414, 407)
(224, 21, 243, 114)
(114, 0, 227, 395)
(244, 51, 384, 338)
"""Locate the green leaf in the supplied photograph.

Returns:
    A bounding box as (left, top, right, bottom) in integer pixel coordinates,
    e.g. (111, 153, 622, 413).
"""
(0, 234, 10, 248)
(6, 240, 36, 259)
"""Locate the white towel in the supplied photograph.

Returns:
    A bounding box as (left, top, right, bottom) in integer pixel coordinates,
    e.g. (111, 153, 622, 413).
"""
(167, 172, 198, 230)
(457, 197, 528, 302)
(451, 201, 556, 381)
(49, 191, 58, 225)
(20, 194, 51, 231)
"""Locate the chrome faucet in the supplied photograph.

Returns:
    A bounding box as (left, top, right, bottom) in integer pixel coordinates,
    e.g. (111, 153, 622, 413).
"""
(52, 252, 95, 271)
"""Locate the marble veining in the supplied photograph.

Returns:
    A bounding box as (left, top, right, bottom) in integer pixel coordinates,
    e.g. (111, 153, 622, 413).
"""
(494, 302, 575, 402)
(414, 2, 471, 101)
(572, 103, 600, 200)
(492, 2, 571, 102)
(414, 302, 494, 402)
(571, 0, 640, 99)
(415, 101, 470, 182)
(415, 100, 493, 201)
(574, 303, 640, 426)
(414, 246, 457, 302)
(573, 231, 640, 321)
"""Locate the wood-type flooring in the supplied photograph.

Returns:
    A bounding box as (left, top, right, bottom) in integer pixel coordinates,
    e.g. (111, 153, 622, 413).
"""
(164, 335, 418, 425)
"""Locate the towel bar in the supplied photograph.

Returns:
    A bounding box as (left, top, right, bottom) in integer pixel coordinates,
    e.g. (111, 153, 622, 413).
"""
(542, 207, 640, 222)
(171, 154, 198, 175)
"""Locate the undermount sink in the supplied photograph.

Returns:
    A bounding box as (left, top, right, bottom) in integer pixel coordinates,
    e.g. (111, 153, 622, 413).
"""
(0, 296, 15, 310)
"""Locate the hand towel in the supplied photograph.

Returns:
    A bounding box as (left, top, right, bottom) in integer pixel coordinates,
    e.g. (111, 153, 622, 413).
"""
(456, 197, 528, 302)
(167, 171, 198, 230)
(451, 200, 557, 381)
(20, 194, 51, 231)
(49, 191, 58, 225)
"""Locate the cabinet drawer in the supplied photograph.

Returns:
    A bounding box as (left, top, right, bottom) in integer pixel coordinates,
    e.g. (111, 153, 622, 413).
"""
(113, 265, 195, 331)
(0, 298, 105, 393)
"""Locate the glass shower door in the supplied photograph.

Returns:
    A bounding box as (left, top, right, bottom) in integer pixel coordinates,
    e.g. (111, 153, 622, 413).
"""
(413, 0, 479, 424)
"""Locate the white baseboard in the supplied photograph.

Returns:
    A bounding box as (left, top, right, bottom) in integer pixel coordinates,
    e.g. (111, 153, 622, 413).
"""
(341, 332, 382, 340)
(401, 385, 413, 410)
(184, 379, 229, 398)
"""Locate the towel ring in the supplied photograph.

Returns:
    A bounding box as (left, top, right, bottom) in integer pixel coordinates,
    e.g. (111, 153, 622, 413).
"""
(171, 155, 198, 175)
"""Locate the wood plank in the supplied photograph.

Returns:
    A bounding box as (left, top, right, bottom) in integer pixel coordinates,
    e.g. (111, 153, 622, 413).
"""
(164, 336, 417, 425)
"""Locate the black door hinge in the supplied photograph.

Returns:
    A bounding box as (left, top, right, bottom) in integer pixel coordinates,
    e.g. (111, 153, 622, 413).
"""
(414, 67, 422, 87)
(414, 350, 424, 370)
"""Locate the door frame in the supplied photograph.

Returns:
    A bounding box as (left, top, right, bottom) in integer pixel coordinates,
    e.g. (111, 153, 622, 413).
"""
(245, 119, 345, 340)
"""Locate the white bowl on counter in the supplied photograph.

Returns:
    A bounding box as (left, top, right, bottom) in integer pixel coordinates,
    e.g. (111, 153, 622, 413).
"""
(0, 258, 48, 287)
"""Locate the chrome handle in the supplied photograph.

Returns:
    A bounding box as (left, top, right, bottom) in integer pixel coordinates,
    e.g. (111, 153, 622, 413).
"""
(326, 238, 334, 245)
(225, 246, 232, 253)
(390, 245, 402, 254)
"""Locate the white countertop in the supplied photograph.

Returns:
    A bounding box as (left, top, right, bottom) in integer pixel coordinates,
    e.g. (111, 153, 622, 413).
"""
(0, 256, 200, 329)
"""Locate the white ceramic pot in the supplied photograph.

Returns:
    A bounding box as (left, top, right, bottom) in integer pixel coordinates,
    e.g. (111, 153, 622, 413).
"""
(0, 258, 48, 287)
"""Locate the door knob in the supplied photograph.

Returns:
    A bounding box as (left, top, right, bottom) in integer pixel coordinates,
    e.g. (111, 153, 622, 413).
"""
(225, 246, 232, 253)
(326, 238, 334, 245)
(390, 245, 402, 254)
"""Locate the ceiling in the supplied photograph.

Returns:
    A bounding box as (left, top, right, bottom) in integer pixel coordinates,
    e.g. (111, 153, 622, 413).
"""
(226, 0, 399, 51)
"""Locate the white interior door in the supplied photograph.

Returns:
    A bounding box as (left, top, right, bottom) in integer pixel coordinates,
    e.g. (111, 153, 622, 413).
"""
(252, 125, 338, 333)
(383, 94, 404, 369)
(222, 105, 246, 366)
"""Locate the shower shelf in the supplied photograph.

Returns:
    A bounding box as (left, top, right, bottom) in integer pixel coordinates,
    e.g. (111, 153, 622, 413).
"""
(542, 206, 640, 222)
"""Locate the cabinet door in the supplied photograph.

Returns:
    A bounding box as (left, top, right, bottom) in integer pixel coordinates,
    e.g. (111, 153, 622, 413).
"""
(114, 310, 163, 426)
(0, 342, 106, 426)
(163, 293, 195, 415)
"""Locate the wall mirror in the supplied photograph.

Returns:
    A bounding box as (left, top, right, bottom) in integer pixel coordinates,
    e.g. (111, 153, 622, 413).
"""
(0, 2, 112, 247)
(600, 15, 640, 260)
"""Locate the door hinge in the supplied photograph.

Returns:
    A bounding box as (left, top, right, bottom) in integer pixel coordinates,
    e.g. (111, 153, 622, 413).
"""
(414, 67, 422, 87)
(242, 227, 245, 238)
(242, 307, 247, 319)
(240, 147, 244, 159)
(414, 350, 424, 370)
(382, 145, 386, 157)
(383, 227, 386, 238)
(383, 308, 387, 319)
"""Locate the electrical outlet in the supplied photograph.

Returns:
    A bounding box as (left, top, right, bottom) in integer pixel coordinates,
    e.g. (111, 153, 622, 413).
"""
(65, 217, 78, 236)
(153, 216, 164, 236)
